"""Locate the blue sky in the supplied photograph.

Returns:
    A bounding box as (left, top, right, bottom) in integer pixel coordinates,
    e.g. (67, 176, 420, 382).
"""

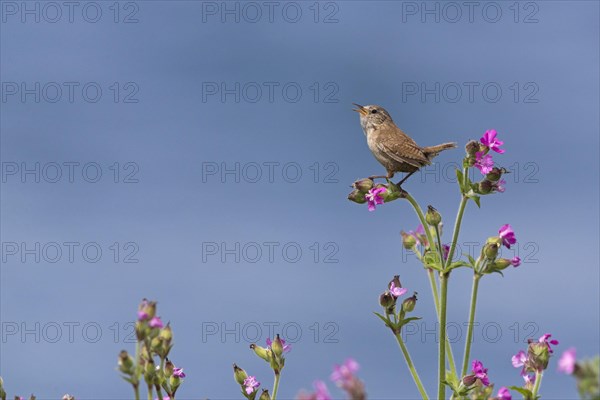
(1, 1, 599, 398)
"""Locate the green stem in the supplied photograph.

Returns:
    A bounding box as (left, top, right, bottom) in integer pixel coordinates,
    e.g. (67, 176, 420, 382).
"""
(147, 384, 153, 400)
(428, 269, 457, 377)
(394, 333, 430, 400)
(532, 371, 543, 398)
(133, 384, 140, 400)
(445, 196, 468, 265)
(406, 193, 457, 378)
(133, 341, 141, 400)
(461, 273, 482, 377)
(438, 272, 450, 400)
(272, 372, 281, 400)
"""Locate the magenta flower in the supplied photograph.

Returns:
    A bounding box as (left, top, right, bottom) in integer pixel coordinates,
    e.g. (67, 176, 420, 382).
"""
(314, 380, 331, 400)
(149, 316, 163, 329)
(475, 151, 494, 174)
(495, 179, 506, 193)
(496, 387, 512, 400)
(498, 224, 517, 249)
(442, 244, 450, 260)
(365, 187, 386, 212)
(480, 130, 505, 154)
(266, 337, 291, 353)
(389, 281, 408, 298)
(523, 373, 536, 385)
(511, 350, 527, 368)
(243, 376, 260, 395)
(137, 310, 149, 321)
(558, 347, 577, 374)
(511, 256, 521, 267)
(472, 360, 490, 386)
(173, 367, 186, 378)
(538, 333, 559, 353)
(331, 358, 360, 384)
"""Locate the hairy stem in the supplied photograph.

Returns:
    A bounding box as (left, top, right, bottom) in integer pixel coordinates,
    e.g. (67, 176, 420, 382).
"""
(272, 372, 281, 400)
(461, 273, 482, 377)
(438, 272, 449, 400)
(395, 333, 430, 400)
(532, 371, 543, 398)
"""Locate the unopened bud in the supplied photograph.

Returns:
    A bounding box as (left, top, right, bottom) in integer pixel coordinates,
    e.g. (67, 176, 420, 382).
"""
(465, 140, 480, 156)
(250, 344, 271, 362)
(529, 342, 550, 371)
(118, 350, 135, 375)
(259, 389, 271, 400)
(426, 205, 442, 226)
(483, 242, 499, 260)
(233, 364, 248, 385)
(492, 258, 511, 270)
(379, 291, 395, 309)
(402, 292, 418, 313)
(271, 334, 284, 357)
(1, 377, 6, 400)
(348, 189, 367, 204)
(159, 323, 173, 343)
(389, 275, 402, 291)
(62, 395, 75, 400)
(478, 180, 493, 194)
(486, 167, 504, 182)
(462, 374, 477, 387)
(353, 178, 374, 193)
(401, 231, 417, 249)
(164, 359, 174, 376)
(383, 182, 405, 202)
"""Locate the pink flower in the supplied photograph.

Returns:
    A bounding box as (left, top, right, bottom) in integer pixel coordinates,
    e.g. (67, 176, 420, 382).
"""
(558, 347, 577, 374)
(243, 376, 260, 395)
(538, 333, 559, 353)
(480, 130, 505, 154)
(511, 350, 527, 368)
(498, 224, 517, 249)
(314, 381, 331, 400)
(389, 281, 407, 298)
(442, 244, 450, 260)
(173, 367, 186, 378)
(523, 373, 536, 385)
(475, 151, 494, 174)
(149, 316, 163, 328)
(511, 256, 521, 267)
(472, 360, 490, 386)
(331, 358, 360, 384)
(495, 179, 506, 193)
(409, 224, 428, 246)
(496, 387, 512, 400)
(365, 187, 386, 212)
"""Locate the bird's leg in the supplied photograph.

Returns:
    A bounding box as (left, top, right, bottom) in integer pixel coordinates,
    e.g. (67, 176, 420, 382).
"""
(368, 174, 390, 180)
(396, 171, 416, 186)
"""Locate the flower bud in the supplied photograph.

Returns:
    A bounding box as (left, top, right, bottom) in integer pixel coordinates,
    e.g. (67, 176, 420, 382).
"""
(164, 359, 174, 376)
(486, 167, 504, 182)
(233, 364, 248, 385)
(402, 292, 418, 313)
(529, 342, 550, 371)
(477, 180, 493, 195)
(389, 275, 402, 291)
(159, 323, 173, 343)
(0, 377, 6, 400)
(259, 389, 271, 400)
(379, 291, 395, 309)
(271, 334, 284, 357)
(250, 344, 271, 362)
(401, 231, 417, 249)
(382, 182, 406, 202)
(462, 374, 477, 387)
(118, 350, 135, 375)
(353, 178, 374, 193)
(62, 395, 75, 400)
(425, 205, 442, 226)
(465, 140, 480, 156)
(492, 258, 511, 270)
(483, 242, 499, 260)
(347, 189, 367, 204)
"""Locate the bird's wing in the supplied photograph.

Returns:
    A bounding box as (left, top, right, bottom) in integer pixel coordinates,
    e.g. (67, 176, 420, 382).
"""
(375, 128, 430, 168)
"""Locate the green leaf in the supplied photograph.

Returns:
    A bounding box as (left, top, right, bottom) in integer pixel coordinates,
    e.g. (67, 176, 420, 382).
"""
(455, 169, 465, 192)
(466, 254, 476, 266)
(447, 261, 470, 271)
(508, 386, 533, 400)
(373, 312, 395, 330)
(399, 316, 422, 328)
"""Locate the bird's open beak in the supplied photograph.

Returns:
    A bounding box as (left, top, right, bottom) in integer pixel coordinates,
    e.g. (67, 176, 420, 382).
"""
(352, 103, 368, 116)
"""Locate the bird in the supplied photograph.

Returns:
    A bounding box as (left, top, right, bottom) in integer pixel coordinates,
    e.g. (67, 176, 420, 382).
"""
(353, 104, 457, 186)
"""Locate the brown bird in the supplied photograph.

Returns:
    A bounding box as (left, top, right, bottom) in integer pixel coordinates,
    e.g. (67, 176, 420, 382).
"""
(353, 104, 457, 185)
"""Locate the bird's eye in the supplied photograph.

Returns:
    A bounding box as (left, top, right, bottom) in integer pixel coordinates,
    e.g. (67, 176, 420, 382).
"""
(371, 109, 378, 114)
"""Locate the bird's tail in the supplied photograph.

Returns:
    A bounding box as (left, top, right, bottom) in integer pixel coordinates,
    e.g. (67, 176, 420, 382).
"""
(423, 142, 457, 158)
